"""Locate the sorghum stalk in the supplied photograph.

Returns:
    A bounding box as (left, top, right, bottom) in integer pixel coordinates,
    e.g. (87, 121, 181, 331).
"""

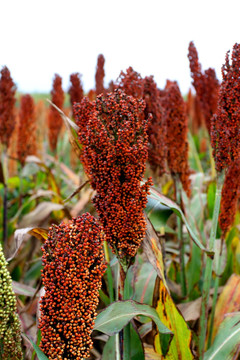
(0, 244, 23, 359)
(207, 239, 223, 348)
(199, 171, 224, 358)
(175, 177, 187, 297)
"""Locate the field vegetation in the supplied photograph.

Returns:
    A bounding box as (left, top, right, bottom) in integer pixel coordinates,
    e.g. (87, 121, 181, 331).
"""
(1, 45, 240, 360)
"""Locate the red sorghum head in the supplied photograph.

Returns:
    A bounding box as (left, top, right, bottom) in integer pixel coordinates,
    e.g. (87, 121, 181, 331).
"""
(48, 74, 64, 151)
(95, 54, 105, 96)
(162, 80, 191, 196)
(17, 94, 36, 165)
(188, 41, 219, 134)
(0, 66, 16, 147)
(211, 43, 240, 173)
(117, 67, 144, 99)
(68, 73, 84, 115)
(143, 76, 167, 176)
(74, 89, 152, 260)
(39, 213, 106, 360)
(219, 159, 240, 238)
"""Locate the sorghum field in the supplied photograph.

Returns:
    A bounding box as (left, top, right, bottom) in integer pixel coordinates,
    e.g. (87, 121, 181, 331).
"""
(1, 42, 240, 360)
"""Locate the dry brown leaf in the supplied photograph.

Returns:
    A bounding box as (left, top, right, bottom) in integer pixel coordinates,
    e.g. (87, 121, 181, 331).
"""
(18, 202, 64, 228)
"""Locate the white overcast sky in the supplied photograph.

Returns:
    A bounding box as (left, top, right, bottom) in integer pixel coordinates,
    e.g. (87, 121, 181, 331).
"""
(0, 0, 239, 94)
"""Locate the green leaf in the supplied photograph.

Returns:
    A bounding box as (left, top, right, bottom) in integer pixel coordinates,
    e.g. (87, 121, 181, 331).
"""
(204, 313, 240, 360)
(207, 182, 216, 219)
(129, 323, 145, 360)
(148, 186, 212, 255)
(102, 325, 145, 360)
(145, 196, 173, 231)
(102, 335, 117, 359)
(94, 300, 171, 337)
(24, 260, 43, 282)
(26, 336, 49, 360)
(154, 280, 194, 359)
(142, 216, 167, 289)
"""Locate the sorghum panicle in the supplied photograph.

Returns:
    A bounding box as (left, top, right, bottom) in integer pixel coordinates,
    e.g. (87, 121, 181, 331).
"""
(211, 43, 240, 173)
(74, 89, 152, 259)
(88, 89, 96, 101)
(0, 66, 17, 147)
(0, 244, 23, 359)
(219, 159, 240, 238)
(162, 81, 191, 196)
(188, 41, 219, 134)
(68, 73, 84, 115)
(117, 67, 144, 99)
(39, 213, 106, 360)
(143, 76, 167, 175)
(17, 94, 36, 165)
(48, 74, 65, 151)
(95, 54, 105, 95)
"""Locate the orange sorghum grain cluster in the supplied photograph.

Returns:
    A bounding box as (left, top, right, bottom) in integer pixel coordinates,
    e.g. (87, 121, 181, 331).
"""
(219, 159, 240, 238)
(39, 213, 106, 360)
(95, 54, 105, 96)
(0, 66, 16, 147)
(162, 80, 191, 197)
(188, 41, 219, 134)
(211, 43, 240, 173)
(68, 73, 84, 115)
(48, 74, 65, 151)
(117, 67, 144, 99)
(143, 76, 167, 175)
(74, 89, 152, 259)
(17, 94, 36, 165)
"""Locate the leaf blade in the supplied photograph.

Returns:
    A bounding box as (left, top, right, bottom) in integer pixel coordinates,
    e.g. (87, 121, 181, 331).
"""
(94, 300, 171, 337)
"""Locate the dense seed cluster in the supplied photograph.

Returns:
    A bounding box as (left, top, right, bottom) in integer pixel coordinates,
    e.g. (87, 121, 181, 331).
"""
(68, 73, 84, 116)
(143, 76, 167, 175)
(0, 66, 16, 147)
(188, 41, 219, 134)
(211, 43, 240, 173)
(48, 74, 65, 151)
(219, 159, 240, 238)
(117, 66, 144, 99)
(0, 244, 23, 359)
(39, 213, 106, 360)
(162, 81, 191, 196)
(17, 94, 36, 165)
(95, 54, 105, 95)
(74, 89, 152, 259)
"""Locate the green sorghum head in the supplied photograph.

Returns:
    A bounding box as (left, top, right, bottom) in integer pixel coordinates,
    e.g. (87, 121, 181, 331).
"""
(0, 244, 23, 359)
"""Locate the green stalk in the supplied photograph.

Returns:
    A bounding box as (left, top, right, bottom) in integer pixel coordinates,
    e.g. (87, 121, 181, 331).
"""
(123, 266, 131, 360)
(1, 148, 8, 244)
(199, 171, 224, 359)
(115, 261, 121, 360)
(207, 239, 223, 348)
(103, 241, 114, 303)
(118, 262, 131, 360)
(175, 178, 187, 297)
(188, 131, 204, 173)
